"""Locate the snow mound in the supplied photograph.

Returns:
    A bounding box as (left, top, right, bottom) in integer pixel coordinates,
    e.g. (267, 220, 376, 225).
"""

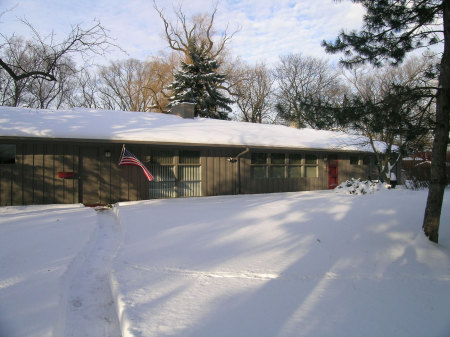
(335, 178, 391, 195)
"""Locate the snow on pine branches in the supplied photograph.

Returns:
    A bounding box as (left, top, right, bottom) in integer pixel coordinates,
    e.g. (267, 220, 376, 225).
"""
(167, 43, 232, 120)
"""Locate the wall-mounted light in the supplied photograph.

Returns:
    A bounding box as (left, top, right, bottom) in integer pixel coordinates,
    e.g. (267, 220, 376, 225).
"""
(105, 150, 111, 158)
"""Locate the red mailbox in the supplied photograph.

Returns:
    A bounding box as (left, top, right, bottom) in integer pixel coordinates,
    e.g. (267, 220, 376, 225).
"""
(57, 172, 75, 179)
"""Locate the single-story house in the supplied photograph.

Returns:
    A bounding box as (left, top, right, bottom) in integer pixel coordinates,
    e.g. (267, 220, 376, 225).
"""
(0, 104, 385, 206)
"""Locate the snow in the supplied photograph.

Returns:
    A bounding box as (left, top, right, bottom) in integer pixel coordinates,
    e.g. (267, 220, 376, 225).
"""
(335, 178, 391, 195)
(0, 106, 384, 152)
(0, 204, 95, 337)
(1, 188, 449, 337)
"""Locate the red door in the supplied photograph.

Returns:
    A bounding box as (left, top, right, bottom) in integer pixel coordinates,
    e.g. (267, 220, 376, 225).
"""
(328, 155, 338, 189)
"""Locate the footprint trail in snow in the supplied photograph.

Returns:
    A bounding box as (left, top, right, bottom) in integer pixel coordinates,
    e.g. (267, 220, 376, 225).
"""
(60, 208, 122, 337)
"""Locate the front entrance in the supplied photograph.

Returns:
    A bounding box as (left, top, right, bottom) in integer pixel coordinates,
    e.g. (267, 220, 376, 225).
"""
(79, 147, 100, 205)
(328, 155, 338, 189)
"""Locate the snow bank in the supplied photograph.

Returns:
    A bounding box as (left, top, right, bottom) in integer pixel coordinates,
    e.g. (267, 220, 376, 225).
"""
(0, 106, 385, 152)
(335, 178, 391, 195)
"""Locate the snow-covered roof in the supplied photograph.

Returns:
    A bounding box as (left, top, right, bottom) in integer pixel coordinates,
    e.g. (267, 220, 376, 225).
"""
(0, 106, 378, 152)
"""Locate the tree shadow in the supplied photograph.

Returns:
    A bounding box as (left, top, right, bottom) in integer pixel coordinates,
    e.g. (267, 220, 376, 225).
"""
(114, 190, 450, 337)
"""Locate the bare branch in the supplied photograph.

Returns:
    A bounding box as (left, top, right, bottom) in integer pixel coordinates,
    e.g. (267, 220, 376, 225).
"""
(153, 1, 238, 62)
(1, 18, 121, 83)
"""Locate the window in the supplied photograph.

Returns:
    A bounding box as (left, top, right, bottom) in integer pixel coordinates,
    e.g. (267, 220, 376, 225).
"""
(251, 152, 319, 179)
(179, 150, 200, 164)
(151, 150, 174, 165)
(251, 153, 268, 179)
(305, 154, 318, 178)
(149, 150, 176, 198)
(251, 166, 267, 179)
(178, 151, 201, 197)
(0, 144, 16, 164)
(362, 156, 371, 166)
(149, 150, 201, 198)
(269, 153, 286, 178)
(288, 154, 302, 178)
(251, 153, 267, 165)
(271, 153, 285, 164)
(270, 166, 285, 178)
(289, 154, 302, 165)
(350, 155, 359, 165)
(251, 153, 287, 179)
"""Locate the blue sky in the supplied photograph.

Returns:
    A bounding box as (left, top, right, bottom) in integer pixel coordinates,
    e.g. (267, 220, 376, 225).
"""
(1, 0, 365, 65)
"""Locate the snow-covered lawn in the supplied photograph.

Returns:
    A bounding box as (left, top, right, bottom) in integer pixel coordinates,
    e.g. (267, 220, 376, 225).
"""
(1, 188, 449, 337)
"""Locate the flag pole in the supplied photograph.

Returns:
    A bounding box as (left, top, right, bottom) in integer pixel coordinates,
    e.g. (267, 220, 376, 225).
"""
(119, 144, 125, 164)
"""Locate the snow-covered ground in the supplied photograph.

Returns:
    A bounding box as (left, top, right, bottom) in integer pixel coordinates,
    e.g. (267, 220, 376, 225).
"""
(1, 188, 449, 337)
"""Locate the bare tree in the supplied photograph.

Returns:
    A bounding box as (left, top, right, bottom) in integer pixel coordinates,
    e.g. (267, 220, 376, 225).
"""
(153, 1, 238, 63)
(70, 69, 101, 109)
(0, 19, 117, 83)
(274, 53, 344, 128)
(0, 36, 33, 106)
(154, 2, 238, 113)
(339, 55, 437, 180)
(143, 55, 175, 112)
(234, 63, 274, 123)
(345, 54, 436, 138)
(299, 55, 436, 183)
(0, 16, 120, 109)
(27, 57, 78, 109)
(96, 59, 150, 111)
(85, 57, 173, 112)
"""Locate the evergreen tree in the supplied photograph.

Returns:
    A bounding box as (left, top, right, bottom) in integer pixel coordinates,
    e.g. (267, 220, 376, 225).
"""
(323, 0, 449, 243)
(168, 43, 232, 119)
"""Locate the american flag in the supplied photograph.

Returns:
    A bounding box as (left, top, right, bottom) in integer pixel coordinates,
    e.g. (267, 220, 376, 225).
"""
(118, 146, 154, 181)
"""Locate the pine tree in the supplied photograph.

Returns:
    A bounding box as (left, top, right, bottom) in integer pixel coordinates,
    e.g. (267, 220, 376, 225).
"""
(299, 81, 433, 184)
(168, 43, 233, 119)
(323, 0, 449, 243)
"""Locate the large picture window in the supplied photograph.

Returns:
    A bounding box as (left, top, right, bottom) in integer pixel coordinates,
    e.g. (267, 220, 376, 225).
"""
(149, 150, 201, 198)
(0, 144, 16, 164)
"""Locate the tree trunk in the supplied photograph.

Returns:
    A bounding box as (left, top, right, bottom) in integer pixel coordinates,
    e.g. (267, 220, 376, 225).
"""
(422, 0, 450, 243)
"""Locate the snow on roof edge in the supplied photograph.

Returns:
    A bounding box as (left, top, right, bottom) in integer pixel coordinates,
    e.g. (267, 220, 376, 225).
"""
(0, 106, 381, 153)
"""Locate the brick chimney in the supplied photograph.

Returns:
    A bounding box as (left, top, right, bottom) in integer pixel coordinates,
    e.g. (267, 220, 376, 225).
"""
(169, 102, 195, 119)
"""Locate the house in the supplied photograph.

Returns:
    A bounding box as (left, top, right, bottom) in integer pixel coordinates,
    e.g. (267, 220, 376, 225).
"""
(0, 104, 383, 206)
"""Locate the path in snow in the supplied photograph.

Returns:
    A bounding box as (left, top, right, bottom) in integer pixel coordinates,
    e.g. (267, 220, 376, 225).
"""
(57, 208, 123, 337)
